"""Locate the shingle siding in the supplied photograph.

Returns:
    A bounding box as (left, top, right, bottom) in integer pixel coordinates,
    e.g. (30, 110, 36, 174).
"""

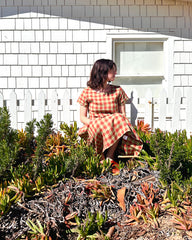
(0, 0, 191, 124)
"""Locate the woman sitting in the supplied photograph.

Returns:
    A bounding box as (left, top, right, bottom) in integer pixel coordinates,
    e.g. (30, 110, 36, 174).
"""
(77, 59, 143, 161)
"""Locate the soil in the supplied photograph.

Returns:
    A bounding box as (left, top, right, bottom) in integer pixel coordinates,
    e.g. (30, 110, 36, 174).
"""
(0, 165, 192, 240)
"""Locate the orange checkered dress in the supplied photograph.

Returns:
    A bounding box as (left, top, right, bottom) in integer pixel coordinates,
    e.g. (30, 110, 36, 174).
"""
(77, 85, 143, 157)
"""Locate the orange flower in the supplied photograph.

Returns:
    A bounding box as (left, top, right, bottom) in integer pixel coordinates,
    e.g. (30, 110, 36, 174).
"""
(137, 120, 151, 133)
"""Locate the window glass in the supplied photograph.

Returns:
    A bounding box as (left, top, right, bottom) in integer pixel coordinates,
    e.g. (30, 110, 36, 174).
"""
(115, 42, 164, 76)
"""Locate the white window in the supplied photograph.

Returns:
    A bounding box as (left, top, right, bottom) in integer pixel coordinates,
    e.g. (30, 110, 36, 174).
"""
(112, 39, 166, 87)
(106, 33, 174, 97)
(114, 41, 164, 77)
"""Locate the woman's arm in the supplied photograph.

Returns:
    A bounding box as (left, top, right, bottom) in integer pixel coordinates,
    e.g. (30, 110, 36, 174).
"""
(119, 104, 126, 115)
(80, 105, 91, 125)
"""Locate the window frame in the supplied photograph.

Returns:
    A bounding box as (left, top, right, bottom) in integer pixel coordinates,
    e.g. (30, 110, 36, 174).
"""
(113, 40, 164, 78)
(106, 33, 173, 91)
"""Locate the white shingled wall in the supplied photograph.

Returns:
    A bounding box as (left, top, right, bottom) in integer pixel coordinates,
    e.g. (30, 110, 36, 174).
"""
(0, 0, 191, 130)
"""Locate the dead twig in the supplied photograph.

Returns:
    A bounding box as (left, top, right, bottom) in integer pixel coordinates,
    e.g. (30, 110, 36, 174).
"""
(16, 202, 40, 214)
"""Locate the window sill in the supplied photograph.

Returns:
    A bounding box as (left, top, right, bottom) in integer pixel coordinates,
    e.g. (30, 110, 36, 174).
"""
(115, 75, 164, 85)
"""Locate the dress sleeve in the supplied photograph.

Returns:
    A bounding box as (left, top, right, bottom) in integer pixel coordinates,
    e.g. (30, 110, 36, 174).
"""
(77, 88, 89, 107)
(119, 87, 129, 105)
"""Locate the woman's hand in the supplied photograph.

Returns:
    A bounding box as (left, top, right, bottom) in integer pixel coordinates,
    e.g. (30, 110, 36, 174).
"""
(80, 105, 91, 125)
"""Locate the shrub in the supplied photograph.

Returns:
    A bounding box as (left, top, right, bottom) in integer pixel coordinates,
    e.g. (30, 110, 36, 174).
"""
(35, 113, 54, 160)
(0, 107, 19, 180)
(141, 129, 192, 185)
(33, 114, 54, 177)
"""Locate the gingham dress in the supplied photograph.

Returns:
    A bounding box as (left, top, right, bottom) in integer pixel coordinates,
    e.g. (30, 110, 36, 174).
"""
(77, 85, 143, 156)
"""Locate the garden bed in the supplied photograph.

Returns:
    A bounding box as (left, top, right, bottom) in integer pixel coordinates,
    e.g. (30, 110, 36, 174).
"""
(0, 109, 192, 240)
(0, 165, 189, 240)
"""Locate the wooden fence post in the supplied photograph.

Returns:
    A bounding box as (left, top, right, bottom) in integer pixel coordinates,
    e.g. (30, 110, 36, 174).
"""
(144, 89, 152, 128)
(76, 89, 83, 128)
(186, 87, 192, 138)
(62, 89, 70, 125)
(24, 90, 32, 128)
(10, 91, 17, 129)
(38, 91, 45, 121)
(159, 89, 167, 131)
(172, 88, 182, 133)
(51, 90, 58, 129)
(0, 92, 3, 108)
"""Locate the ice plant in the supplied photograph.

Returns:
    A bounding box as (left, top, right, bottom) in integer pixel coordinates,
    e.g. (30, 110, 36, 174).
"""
(45, 132, 66, 158)
(172, 213, 192, 231)
(126, 182, 161, 227)
(34, 176, 45, 193)
(161, 182, 184, 213)
(136, 120, 151, 133)
(145, 203, 160, 228)
(26, 219, 51, 240)
(9, 174, 35, 198)
(84, 180, 115, 203)
(72, 211, 108, 240)
(0, 185, 22, 216)
(125, 203, 143, 225)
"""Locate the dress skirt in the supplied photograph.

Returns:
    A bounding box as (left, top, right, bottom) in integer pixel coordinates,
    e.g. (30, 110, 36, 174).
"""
(78, 112, 143, 157)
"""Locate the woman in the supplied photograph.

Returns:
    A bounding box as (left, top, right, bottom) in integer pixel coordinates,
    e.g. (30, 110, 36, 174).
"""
(77, 59, 142, 161)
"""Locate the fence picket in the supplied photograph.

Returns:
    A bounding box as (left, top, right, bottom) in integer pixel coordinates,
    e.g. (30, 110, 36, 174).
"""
(9, 91, 17, 129)
(172, 88, 182, 133)
(0, 92, 3, 108)
(38, 91, 45, 121)
(76, 89, 83, 128)
(51, 90, 58, 129)
(144, 89, 152, 127)
(159, 89, 167, 131)
(186, 87, 192, 137)
(24, 91, 32, 127)
(62, 89, 70, 125)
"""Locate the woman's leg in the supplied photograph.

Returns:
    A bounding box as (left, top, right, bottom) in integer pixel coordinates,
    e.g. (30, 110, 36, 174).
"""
(106, 138, 120, 160)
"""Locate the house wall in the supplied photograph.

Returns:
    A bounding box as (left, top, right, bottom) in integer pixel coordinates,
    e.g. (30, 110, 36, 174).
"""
(0, 0, 192, 129)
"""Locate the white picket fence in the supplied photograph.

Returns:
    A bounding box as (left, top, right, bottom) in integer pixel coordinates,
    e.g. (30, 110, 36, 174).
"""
(0, 87, 192, 137)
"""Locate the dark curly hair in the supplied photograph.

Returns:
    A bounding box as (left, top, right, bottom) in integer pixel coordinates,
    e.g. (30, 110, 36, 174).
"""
(87, 59, 117, 90)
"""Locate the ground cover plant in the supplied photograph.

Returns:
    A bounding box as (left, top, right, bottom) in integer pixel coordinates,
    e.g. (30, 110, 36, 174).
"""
(0, 108, 192, 239)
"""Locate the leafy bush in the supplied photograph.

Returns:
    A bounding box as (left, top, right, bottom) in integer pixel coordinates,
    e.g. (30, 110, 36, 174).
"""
(0, 108, 109, 201)
(137, 128, 192, 185)
(150, 129, 192, 184)
(20, 119, 36, 161)
(72, 141, 110, 178)
(60, 121, 79, 147)
(40, 140, 110, 185)
(43, 122, 110, 179)
(35, 113, 53, 160)
(0, 107, 19, 180)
